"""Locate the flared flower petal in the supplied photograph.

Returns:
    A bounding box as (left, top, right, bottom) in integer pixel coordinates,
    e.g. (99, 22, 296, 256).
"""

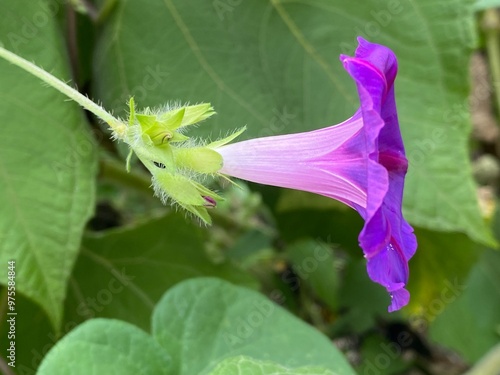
(216, 37, 417, 311)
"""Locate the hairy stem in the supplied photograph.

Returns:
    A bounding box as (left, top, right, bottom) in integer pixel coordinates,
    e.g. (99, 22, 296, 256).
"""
(0, 46, 126, 138)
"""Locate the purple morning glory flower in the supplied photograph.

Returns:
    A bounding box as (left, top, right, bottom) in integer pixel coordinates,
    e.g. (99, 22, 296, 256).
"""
(216, 37, 417, 312)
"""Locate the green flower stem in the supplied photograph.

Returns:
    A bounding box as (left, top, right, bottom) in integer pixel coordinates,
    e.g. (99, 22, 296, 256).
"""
(100, 158, 152, 195)
(0, 46, 126, 137)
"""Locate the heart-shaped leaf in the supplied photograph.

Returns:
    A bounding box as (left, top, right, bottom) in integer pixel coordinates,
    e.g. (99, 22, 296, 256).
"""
(0, 0, 97, 330)
(37, 319, 171, 375)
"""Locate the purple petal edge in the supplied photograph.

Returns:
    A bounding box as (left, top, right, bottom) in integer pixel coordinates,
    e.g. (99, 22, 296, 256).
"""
(343, 37, 417, 311)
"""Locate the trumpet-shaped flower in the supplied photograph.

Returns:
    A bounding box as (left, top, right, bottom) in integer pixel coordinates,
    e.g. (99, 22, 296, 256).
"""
(0, 32, 415, 310)
(216, 37, 417, 312)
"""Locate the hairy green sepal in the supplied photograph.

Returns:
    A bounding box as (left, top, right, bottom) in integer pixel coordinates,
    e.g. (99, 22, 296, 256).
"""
(121, 98, 244, 224)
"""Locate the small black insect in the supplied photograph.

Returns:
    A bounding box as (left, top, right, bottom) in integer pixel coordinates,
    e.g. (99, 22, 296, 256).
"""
(153, 161, 166, 169)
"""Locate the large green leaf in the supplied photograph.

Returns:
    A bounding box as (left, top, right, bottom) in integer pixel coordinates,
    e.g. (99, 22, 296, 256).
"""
(39, 278, 355, 374)
(64, 213, 257, 330)
(0, 0, 97, 329)
(286, 239, 340, 311)
(92, 0, 491, 244)
(152, 278, 356, 374)
(429, 248, 500, 363)
(405, 228, 479, 314)
(209, 356, 339, 375)
(37, 319, 172, 375)
(0, 213, 255, 374)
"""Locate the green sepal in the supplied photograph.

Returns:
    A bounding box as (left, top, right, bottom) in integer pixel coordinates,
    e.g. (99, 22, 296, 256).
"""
(141, 133, 153, 146)
(170, 133, 190, 143)
(136, 113, 157, 131)
(122, 98, 243, 225)
(160, 103, 215, 130)
(153, 173, 207, 206)
(174, 147, 223, 174)
(178, 202, 212, 225)
(207, 126, 246, 149)
(152, 173, 220, 224)
(156, 107, 185, 132)
(137, 110, 184, 146)
(128, 97, 136, 126)
(149, 131, 173, 145)
(217, 173, 242, 189)
(190, 180, 223, 201)
(134, 142, 176, 174)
